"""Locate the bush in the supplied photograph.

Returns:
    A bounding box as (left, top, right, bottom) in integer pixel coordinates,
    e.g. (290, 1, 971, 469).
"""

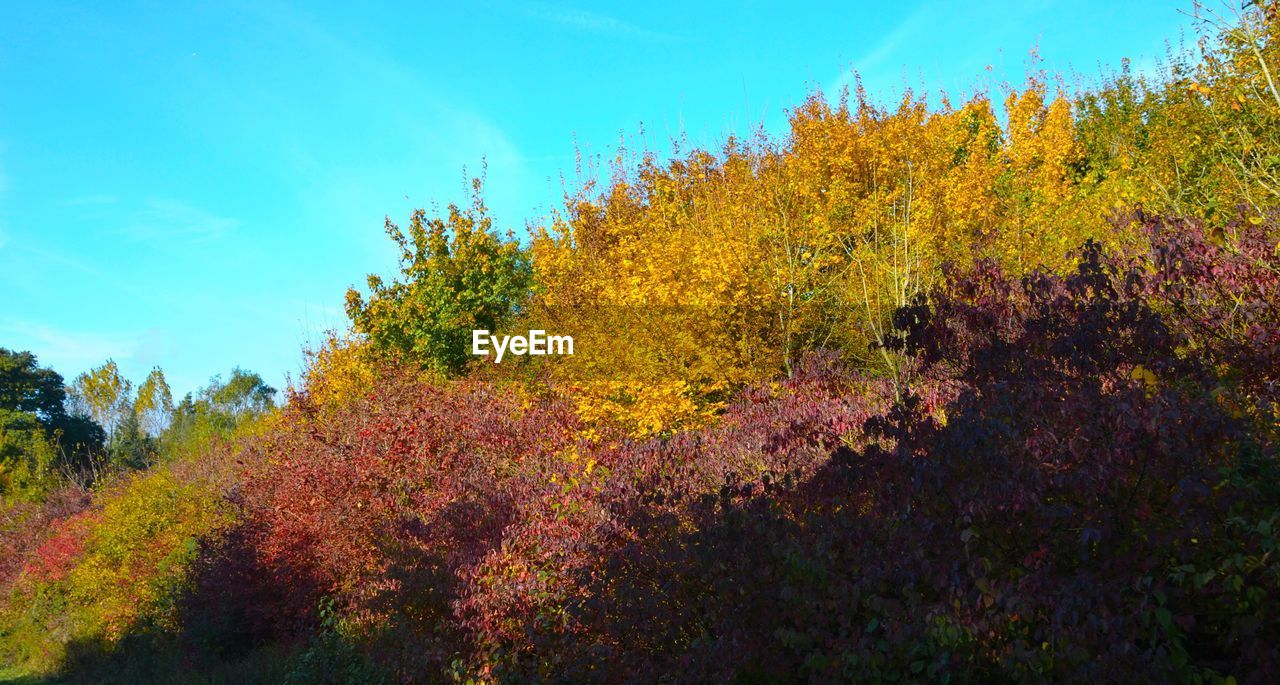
(518, 231, 1278, 683)
(0, 467, 234, 675)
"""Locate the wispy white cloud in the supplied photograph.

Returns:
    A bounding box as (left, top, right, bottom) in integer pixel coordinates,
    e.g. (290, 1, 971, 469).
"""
(3, 320, 142, 373)
(64, 193, 119, 207)
(117, 198, 239, 242)
(523, 3, 678, 41)
(827, 4, 933, 98)
(64, 196, 238, 244)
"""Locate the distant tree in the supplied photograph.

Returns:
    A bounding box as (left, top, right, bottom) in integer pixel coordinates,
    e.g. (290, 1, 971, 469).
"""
(47, 413, 107, 477)
(61, 363, 180, 472)
(0, 349, 105, 498)
(134, 367, 174, 436)
(208, 368, 276, 419)
(108, 409, 156, 470)
(0, 348, 67, 420)
(68, 360, 132, 437)
(159, 368, 276, 462)
(0, 409, 57, 499)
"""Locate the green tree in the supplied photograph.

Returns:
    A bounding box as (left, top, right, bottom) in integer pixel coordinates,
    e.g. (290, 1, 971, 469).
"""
(0, 409, 58, 499)
(160, 368, 276, 462)
(208, 367, 276, 419)
(0, 349, 105, 498)
(67, 361, 177, 473)
(345, 179, 533, 375)
(108, 409, 156, 470)
(0, 347, 67, 419)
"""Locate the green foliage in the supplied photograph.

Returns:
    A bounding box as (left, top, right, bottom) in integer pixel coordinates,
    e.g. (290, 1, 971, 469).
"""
(0, 350, 105, 501)
(161, 369, 276, 463)
(207, 368, 275, 421)
(68, 361, 132, 438)
(109, 410, 157, 471)
(345, 178, 533, 376)
(0, 348, 68, 420)
(0, 410, 59, 501)
(66, 361, 175, 473)
(283, 599, 388, 685)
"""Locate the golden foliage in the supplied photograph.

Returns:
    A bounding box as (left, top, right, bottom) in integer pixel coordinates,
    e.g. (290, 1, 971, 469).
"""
(300, 332, 378, 412)
(348, 4, 1280, 438)
(64, 469, 232, 641)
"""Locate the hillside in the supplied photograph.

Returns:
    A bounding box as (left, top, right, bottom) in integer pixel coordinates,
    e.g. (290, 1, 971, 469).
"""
(2, 3, 1280, 683)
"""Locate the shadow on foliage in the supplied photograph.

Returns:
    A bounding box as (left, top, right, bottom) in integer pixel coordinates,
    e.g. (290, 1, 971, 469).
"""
(496, 233, 1280, 684)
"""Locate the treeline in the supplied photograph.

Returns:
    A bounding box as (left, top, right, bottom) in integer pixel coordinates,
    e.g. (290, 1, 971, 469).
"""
(2, 2, 1279, 683)
(1, 352, 276, 501)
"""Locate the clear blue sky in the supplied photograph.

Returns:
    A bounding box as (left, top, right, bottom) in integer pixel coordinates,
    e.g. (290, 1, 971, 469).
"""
(0, 1, 1196, 398)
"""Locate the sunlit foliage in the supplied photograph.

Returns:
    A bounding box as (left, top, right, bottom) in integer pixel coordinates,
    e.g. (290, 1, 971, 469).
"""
(298, 332, 377, 414)
(345, 179, 533, 377)
(2, 2, 1280, 683)
(0, 468, 234, 674)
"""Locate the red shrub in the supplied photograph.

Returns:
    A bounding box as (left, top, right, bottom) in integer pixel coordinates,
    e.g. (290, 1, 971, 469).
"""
(458, 352, 892, 676)
(0, 487, 92, 590)
(200, 356, 888, 678)
(226, 369, 581, 666)
(1144, 211, 1280, 409)
(21, 510, 98, 584)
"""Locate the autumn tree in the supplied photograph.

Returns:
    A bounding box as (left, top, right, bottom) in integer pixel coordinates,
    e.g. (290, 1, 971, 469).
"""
(68, 360, 132, 438)
(133, 367, 173, 437)
(527, 142, 788, 435)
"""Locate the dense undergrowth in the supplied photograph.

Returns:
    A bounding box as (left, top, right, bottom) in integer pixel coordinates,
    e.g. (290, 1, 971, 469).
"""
(3, 2, 1280, 682)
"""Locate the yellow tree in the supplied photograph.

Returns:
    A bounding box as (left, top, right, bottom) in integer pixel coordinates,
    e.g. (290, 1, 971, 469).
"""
(133, 367, 173, 437)
(70, 360, 132, 438)
(528, 143, 781, 435)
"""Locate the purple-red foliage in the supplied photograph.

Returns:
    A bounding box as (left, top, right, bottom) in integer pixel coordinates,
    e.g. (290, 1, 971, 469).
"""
(1144, 211, 1280, 409)
(196, 356, 888, 679)
(855, 240, 1273, 679)
(220, 370, 582, 670)
(180, 216, 1279, 684)
(501, 236, 1278, 683)
(459, 353, 890, 670)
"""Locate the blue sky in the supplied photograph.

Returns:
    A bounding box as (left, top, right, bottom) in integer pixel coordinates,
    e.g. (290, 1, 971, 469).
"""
(0, 1, 1196, 398)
